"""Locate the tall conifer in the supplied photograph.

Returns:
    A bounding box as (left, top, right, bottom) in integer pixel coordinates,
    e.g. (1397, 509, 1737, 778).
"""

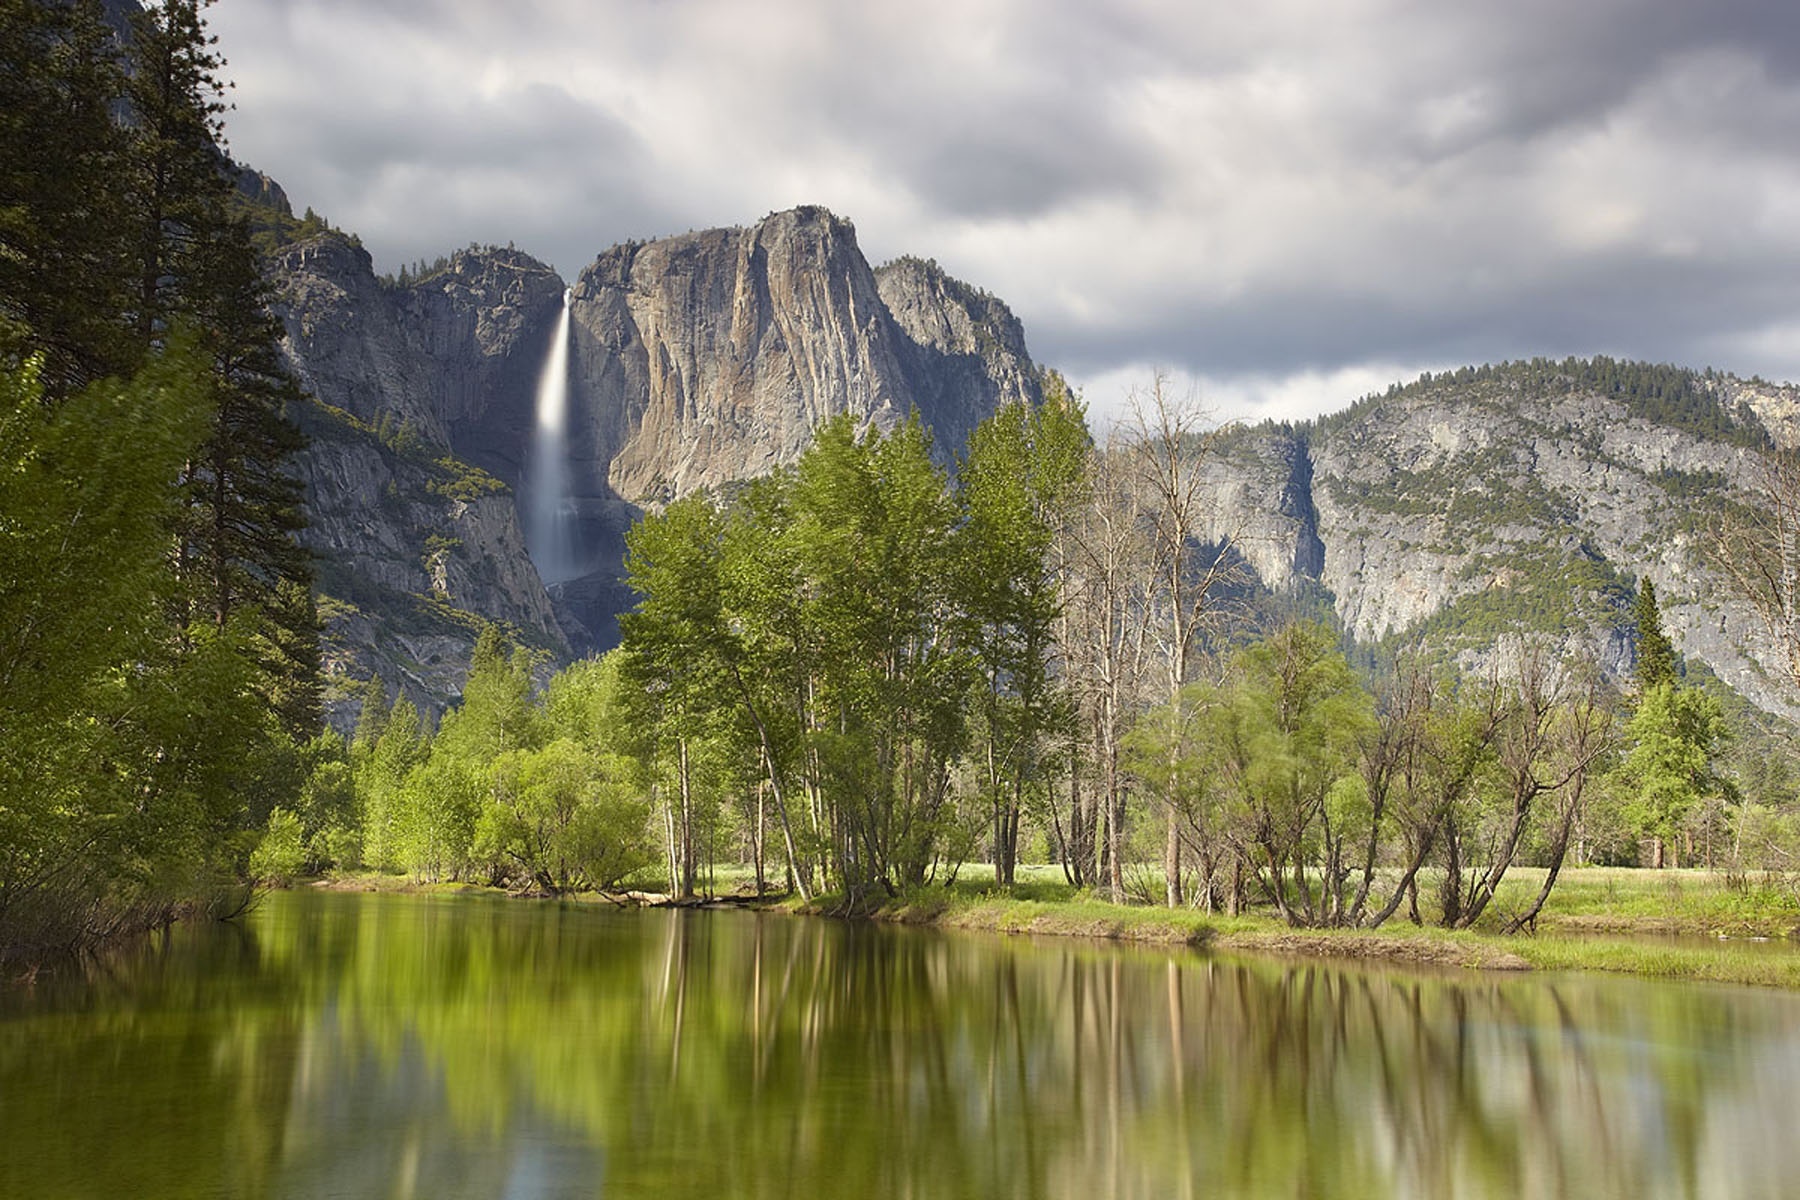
(1633, 577, 1677, 692)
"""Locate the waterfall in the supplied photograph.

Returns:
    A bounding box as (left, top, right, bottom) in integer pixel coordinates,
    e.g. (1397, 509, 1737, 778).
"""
(526, 288, 579, 586)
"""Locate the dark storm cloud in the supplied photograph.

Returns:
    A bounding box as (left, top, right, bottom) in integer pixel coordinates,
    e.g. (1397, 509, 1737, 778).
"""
(208, 0, 1800, 422)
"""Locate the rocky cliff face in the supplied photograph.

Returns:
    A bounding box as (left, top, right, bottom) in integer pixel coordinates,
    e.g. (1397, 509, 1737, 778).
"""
(561, 209, 1039, 504)
(1198, 362, 1800, 716)
(268, 199, 1799, 726)
(272, 237, 571, 713)
(548, 207, 1041, 648)
(270, 208, 1040, 716)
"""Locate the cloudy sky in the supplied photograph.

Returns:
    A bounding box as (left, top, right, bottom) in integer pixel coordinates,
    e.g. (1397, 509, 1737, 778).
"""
(210, 0, 1800, 424)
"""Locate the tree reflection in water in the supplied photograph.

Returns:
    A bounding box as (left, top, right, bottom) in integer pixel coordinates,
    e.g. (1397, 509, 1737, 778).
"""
(2, 891, 1798, 1199)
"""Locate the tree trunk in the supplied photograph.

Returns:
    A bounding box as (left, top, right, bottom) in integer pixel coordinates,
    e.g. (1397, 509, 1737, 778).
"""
(677, 737, 695, 900)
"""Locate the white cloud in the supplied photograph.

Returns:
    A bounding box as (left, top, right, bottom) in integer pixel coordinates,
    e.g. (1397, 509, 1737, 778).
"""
(210, 0, 1800, 418)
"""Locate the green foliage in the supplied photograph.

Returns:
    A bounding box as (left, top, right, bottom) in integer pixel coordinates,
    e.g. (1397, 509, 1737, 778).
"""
(341, 633, 661, 892)
(359, 695, 430, 871)
(426, 455, 508, 502)
(1393, 547, 1634, 656)
(474, 739, 654, 891)
(296, 740, 359, 870)
(1632, 577, 1677, 691)
(0, 347, 234, 952)
(1172, 623, 1374, 924)
(957, 391, 1091, 884)
(229, 190, 346, 259)
(1617, 682, 1731, 861)
(249, 809, 306, 884)
(617, 410, 1090, 899)
(0, 0, 322, 956)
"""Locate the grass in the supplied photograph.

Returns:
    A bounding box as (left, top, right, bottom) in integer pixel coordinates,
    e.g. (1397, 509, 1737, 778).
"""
(1486, 866, 1800, 937)
(771, 862, 1800, 987)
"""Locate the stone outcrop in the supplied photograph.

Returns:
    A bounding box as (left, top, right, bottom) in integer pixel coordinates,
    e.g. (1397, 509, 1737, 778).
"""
(270, 208, 1041, 717)
(1195, 365, 1800, 716)
(563, 208, 1039, 505)
(271, 238, 571, 714)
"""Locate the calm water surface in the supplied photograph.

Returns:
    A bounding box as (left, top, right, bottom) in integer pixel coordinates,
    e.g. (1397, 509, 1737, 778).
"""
(4, 889, 1800, 1199)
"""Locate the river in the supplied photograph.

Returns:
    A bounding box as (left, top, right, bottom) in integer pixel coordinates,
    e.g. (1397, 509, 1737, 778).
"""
(3, 889, 1799, 1198)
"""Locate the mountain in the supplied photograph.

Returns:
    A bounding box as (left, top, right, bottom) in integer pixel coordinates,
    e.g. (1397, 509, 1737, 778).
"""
(266, 207, 1040, 717)
(254, 184, 1799, 726)
(1194, 359, 1800, 717)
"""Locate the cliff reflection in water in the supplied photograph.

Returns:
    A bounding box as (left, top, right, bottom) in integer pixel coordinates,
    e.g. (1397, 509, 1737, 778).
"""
(3, 890, 1799, 1199)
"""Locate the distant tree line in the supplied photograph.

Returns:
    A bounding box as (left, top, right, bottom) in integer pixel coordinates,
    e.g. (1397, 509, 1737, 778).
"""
(1320, 356, 1767, 449)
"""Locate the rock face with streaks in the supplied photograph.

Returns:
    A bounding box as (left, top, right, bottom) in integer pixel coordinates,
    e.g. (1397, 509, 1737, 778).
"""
(271, 238, 571, 714)
(269, 208, 1040, 718)
(1193, 362, 1800, 717)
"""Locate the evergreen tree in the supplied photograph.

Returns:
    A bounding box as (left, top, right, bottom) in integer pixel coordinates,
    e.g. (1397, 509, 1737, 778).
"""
(178, 215, 319, 733)
(351, 673, 392, 757)
(118, 1, 320, 733)
(0, 0, 135, 389)
(121, 0, 231, 346)
(1619, 682, 1730, 867)
(1633, 577, 1677, 692)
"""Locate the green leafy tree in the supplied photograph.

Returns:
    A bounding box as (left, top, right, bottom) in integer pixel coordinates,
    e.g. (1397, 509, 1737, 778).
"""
(476, 739, 653, 892)
(295, 733, 358, 869)
(619, 497, 736, 898)
(1188, 623, 1373, 927)
(958, 392, 1090, 885)
(790, 416, 974, 897)
(0, 347, 213, 950)
(359, 695, 429, 871)
(1618, 682, 1730, 868)
(249, 808, 305, 884)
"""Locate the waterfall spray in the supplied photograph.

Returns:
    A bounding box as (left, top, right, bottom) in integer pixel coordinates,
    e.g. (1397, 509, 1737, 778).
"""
(527, 288, 579, 585)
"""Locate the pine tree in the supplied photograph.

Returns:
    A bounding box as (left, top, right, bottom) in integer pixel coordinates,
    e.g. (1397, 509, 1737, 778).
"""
(179, 215, 320, 734)
(0, 0, 136, 389)
(1633, 577, 1677, 692)
(352, 674, 392, 756)
(116, 0, 321, 735)
(121, 0, 231, 347)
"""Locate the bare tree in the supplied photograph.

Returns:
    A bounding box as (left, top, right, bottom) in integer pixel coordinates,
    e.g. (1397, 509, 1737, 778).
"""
(1440, 643, 1613, 930)
(1713, 446, 1800, 694)
(1122, 373, 1240, 906)
(1061, 440, 1157, 901)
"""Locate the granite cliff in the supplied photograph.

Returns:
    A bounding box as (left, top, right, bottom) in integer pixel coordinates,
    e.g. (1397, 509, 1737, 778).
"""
(258, 189, 1799, 726)
(269, 208, 1040, 716)
(1196, 361, 1800, 717)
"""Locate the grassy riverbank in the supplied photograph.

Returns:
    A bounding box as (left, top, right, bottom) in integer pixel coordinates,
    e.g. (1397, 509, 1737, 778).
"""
(776, 865, 1800, 988)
